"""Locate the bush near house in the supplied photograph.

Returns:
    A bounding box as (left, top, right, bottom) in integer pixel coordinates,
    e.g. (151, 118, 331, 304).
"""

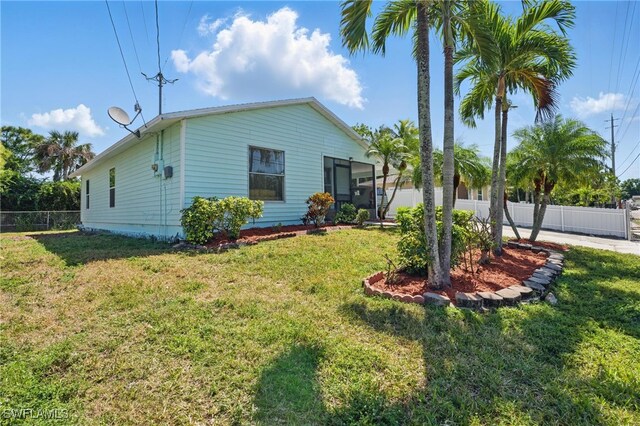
(334, 203, 357, 224)
(396, 204, 473, 275)
(302, 192, 334, 227)
(180, 196, 264, 244)
(356, 208, 370, 226)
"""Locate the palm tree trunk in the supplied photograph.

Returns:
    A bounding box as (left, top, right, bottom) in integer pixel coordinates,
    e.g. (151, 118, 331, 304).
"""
(489, 96, 502, 247)
(530, 191, 549, 242)
(416, 1, 444, 288)
(494, 106, 509, 255)
(383, 172, 404, 218)
(379, 168, 388, 222)
(440, 0, 454, 286)
(503, 191, 520, 240)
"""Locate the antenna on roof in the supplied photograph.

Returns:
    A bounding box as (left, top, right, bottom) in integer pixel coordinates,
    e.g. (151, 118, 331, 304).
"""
(108, 104, 142, 137)
(143, 0, 177, 115)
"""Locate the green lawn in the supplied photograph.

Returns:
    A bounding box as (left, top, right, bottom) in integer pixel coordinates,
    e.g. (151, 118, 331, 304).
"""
(1, 229, 639, 425)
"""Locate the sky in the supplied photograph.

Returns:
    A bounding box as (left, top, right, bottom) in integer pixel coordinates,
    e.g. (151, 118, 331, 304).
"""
(2, 1, 639, 181)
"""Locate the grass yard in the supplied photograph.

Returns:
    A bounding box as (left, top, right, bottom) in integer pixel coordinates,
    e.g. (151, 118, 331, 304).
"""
(1, 229, 639, 425)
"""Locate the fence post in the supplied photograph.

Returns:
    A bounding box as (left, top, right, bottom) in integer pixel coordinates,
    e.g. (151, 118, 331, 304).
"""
(46, 211, 50, 230)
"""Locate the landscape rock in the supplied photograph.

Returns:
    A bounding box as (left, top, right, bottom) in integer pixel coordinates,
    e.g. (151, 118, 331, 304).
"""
(545, 262, 563, 272)
(495, 288, 522, 305)
(508, 285, 535, 299)
(455, 292, 483, 309)
(507, 241, 520, 249)
(548, 253, 565, 261)
(545, 292, 558, 305)
(401, 295, 414, 303)
(412, 295, 425, 305)
(519, 243, 533, 250)
(534, 267, 556, 277)
(523, 280, 546, 293)
(529, 275, 552, 286)
(423, 292, 451, 307)
(531, 246, 544, 253)
(476, 291, 503, 308)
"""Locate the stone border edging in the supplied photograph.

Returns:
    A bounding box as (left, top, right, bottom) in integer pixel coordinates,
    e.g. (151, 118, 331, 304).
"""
(362, 243, 565, 310)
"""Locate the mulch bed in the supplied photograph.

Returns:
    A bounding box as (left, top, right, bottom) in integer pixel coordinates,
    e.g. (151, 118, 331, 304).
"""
(204, 224, 354, 247)
(369, 247, 549, 304)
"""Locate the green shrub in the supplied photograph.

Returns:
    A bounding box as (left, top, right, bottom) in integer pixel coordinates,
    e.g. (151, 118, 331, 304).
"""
(334, 203, 357, 224)
(180, 197, 219, 244)
(302, 192, 334, 227)
(180, 196, 264, 244)
(396, 204, 473, 275)
(356, 209, 370, 226)
(215, 196, 264, 240)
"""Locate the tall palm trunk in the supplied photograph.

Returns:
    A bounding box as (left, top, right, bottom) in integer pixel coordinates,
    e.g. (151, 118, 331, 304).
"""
(494, 105, 509, 254)
(384, 173, 403, 219)
(440, 0, 454, 286)
(530, 191, 549, 242)
(489, 95, 503, 247)
(417, 1, 444, 288)
(503, 191, 520, 240)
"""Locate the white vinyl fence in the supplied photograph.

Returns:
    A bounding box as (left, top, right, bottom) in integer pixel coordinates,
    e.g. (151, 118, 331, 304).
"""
(385, 188, 629, 239)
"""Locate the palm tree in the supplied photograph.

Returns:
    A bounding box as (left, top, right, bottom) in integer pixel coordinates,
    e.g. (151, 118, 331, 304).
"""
(35, 130, 94, 181)
(455, 0, 576, 254)
(383, 119, 419, 218)
(341, 0, 445, 287)
(510, 116, 608, 242)
(432, 143, 490, 207)
(360, 125, 404, 219)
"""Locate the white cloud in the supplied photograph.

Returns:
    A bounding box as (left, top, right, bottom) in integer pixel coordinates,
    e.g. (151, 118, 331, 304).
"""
(28, 104, 105, 137)
(570, 92, 627, 118)
(172, 7, 365, 109)
(197, 15, 227, 36)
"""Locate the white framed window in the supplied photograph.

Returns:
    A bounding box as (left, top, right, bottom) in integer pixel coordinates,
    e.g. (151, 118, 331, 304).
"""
(85, 180, 90, 209)
(248, 146, 285, 201)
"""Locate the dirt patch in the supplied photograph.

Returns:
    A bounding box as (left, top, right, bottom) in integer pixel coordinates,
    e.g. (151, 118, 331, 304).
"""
(510, 239, 569, 252)
(204, 224, 355, 247)
(369, 247, 548, 304)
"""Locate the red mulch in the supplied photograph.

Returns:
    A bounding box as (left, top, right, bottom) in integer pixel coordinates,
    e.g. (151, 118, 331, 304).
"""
(510, 238, 569, 252)
(369, 247, 549, 304)
(204, 224, 354, 247)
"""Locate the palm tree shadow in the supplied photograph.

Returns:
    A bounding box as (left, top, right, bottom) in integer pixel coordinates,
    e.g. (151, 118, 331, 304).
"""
(29, 231, 173, 266)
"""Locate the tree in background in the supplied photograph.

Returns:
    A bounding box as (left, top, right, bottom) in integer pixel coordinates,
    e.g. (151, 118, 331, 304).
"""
(1, 126, 44, 175)
(510, 116, 608, 242)
(341, 0, 446, 286)
(35, 130, 94, 181)
(621, 178, 640, 201)
(455, 0, 576, 254)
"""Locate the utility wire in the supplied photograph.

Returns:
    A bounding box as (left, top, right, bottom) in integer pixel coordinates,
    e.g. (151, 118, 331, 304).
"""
(618, 139, 640, 170)
(155, 0, 161, 72)
(618, 100, 640, 143)
(606, 0, 620, 112)
(123, 1, 142, 72)
(613, 0, 634, 96)
(105, 0, 139, 103)
(140, 0, 150, 45)
(617, 147, 640, 178)
(162, 0, 193, 71)
(615, 55, 640, 140)
(105, 0, 146, 126)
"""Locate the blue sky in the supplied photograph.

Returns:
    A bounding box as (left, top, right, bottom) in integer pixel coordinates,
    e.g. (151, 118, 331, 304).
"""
(2, 1, 639, 181)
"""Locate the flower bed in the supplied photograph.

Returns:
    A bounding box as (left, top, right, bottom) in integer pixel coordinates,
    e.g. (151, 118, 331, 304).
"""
(363, 243, 565, 309)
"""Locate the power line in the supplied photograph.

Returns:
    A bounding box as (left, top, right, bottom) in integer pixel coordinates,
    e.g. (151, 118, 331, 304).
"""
(140, 1, 150, 45)
(155, 0, 161, 71)
(618, 140, 640, 170)
(615, 55, 640, 139)
(122, 1, 142, 73)
(105, 0, 139, 103)
(613, 0, 634, 96)
(618, 100, 640, 143)
(617, 148, 640, 178)
(162, 0, 193, 71)
(606, 0, 620, 112)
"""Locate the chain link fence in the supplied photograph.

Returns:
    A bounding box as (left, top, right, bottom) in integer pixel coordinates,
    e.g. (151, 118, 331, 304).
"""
(0, 211, 81, 233)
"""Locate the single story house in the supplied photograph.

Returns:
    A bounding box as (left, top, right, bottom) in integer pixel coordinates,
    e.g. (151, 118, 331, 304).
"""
(69, 98, 376, 240)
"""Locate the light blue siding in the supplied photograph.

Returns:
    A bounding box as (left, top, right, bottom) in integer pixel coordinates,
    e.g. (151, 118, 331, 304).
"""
(80, 122, 183, 239)
(183, 103, 372, 226)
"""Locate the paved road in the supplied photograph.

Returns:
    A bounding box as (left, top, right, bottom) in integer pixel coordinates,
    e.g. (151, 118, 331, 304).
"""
(502, 226, 640, 256)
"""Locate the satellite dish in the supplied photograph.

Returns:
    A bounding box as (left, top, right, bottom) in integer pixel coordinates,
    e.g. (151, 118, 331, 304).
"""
(107, 104, 142, 138)
(108, 107, 132, 126)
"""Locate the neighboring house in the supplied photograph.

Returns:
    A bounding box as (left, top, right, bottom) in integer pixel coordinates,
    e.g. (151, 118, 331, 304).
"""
(69, 98, 376, 240)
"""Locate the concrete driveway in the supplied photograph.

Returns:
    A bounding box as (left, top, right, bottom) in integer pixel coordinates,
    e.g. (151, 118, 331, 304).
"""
(502, 226, 640, 256)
